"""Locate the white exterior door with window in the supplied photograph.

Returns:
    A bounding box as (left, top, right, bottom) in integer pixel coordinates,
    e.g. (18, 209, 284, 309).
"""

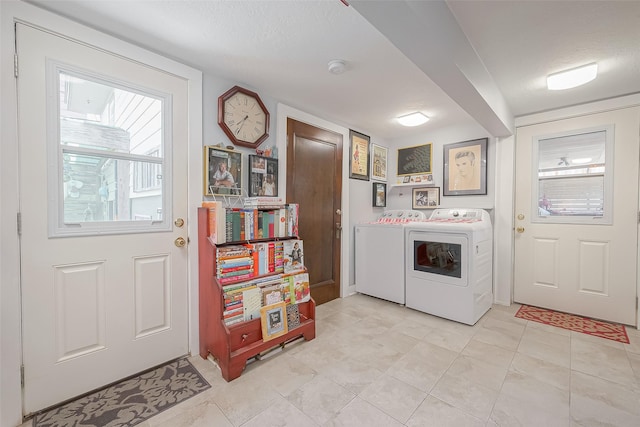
(17, 23, 190, 414)
(514, 107, 640, 325)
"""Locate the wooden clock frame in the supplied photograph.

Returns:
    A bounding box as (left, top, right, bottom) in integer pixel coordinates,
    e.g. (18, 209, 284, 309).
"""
(217, 85, 270, 149)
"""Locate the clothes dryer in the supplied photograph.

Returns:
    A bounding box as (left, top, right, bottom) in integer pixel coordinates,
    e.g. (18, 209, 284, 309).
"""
(355, 210, 426, 304)
(404, 208, 493, 325)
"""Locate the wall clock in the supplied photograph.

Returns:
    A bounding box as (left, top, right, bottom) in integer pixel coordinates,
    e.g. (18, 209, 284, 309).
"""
(218, 85, 270, 149)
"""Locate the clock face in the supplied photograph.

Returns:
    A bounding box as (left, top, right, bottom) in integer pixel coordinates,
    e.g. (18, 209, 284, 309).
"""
(218, 86, 270, 148)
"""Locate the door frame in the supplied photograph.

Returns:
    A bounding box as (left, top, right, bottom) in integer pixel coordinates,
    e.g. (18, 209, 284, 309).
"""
(0, 3, 202, 425)
(499, 93, 640, 329)
(276, 103, 352, 299)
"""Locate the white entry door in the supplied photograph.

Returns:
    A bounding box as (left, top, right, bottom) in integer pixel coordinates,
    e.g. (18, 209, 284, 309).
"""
(514, 107, 640, 325)
(17, 23, 189, 414)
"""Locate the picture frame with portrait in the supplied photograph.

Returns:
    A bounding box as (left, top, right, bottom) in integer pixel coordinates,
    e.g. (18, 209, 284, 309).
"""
(443, 137, 488, 196)
(412, 187, 440, 209)
(248, 154, 278, 197)
(370, 143, 388, 182)
(260, 301, 288, 342)
(372, 182, 386, 207)
(349, 129, 370, 180)
(204, 146, 243, 196)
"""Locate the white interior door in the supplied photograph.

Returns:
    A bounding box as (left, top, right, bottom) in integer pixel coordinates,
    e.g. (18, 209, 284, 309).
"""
(514, 107, 640, 325)
(17, 23, 189, 414)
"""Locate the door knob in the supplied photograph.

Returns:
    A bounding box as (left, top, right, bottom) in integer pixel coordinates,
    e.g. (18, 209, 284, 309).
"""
(174, 237, 186, 247)
(516, 227, 525, 233)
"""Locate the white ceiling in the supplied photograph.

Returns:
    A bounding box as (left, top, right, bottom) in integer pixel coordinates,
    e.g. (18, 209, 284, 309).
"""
(25, 0, 640, 140)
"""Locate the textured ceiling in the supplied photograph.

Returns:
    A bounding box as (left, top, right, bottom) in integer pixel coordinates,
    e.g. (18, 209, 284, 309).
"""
(23, 0, 640, 140)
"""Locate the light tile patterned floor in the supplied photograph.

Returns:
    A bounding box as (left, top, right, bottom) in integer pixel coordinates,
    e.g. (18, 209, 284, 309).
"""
(21, 294, 640, 426)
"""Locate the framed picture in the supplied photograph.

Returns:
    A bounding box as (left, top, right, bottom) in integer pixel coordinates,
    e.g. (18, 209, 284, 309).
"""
(204, 146, 242, 196)
(443, 137, 488, 196)
(371, 143, 388, 181)
(412, 187, 440, 209)
(397, 143, 432, 176)
(349, 129, 370, 180)
(248, 155, 278, 197)
(260, 301, 288, 342)
(372, 182, 387, 207)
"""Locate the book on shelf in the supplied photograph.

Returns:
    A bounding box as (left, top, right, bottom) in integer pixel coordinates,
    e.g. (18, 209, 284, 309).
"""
(290, 272, 310, 303)
(287, 203, 299, 237)
(282, 239, 304, 273)
(202, 201, 226, 244)
(244, 196, 285, 208)
(286, 303, 301, 329)
(261, 282, 284, 306)
(242, 287, 262, 321)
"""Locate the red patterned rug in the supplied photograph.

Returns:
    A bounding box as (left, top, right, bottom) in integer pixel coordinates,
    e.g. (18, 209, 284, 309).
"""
(515, 305, 630, 344)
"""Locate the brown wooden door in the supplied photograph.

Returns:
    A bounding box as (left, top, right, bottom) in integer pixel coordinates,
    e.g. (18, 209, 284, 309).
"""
(287, 118, 343, 305)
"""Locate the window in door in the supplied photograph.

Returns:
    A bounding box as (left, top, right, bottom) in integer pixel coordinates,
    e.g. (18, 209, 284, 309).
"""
(533, 126, 613, 224)
(49, 65, 172, 236)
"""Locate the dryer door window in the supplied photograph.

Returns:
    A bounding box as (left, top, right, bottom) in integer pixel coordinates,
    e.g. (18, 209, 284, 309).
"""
(414, 240, 462, 278)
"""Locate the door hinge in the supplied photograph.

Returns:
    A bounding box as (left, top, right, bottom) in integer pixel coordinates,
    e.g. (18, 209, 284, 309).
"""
(17, 212, 22, 235)
(14, 53, 18, 78)
(20, 365, 25, 387)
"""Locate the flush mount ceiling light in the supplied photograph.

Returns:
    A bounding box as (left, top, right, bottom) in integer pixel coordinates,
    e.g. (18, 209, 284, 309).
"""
(397, 112, 430, 127)
(328, 59, 346, 75)
(547, 63, 598, 90)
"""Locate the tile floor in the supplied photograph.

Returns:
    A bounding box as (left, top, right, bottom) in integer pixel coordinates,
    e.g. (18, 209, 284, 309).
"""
(22, 294, 640, 426)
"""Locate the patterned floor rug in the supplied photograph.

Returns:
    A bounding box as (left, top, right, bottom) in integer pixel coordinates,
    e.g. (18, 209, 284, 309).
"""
(515, 305, 630, 344)
(34, 358, 210, 427)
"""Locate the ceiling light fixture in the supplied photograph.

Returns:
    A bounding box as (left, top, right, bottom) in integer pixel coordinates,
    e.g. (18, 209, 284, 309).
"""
(328, 59, 346, 75)
(547, 63, 598, 90)
(397, 112, 429, 127)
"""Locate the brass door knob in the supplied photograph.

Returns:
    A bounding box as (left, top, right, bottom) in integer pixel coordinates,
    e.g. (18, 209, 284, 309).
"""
(174, 237, 186, 247)
(516, 227, 525, 233)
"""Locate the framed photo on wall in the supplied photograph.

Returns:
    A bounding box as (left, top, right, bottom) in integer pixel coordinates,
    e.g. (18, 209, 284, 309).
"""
(397, 143, 433, 177)
(412, 187, 440, 209)
(260, 301, 288, 342)
(248, 154, 278, 197)
(443, 137, 488, 196)
(349, 129, 370, 180)
(372, 182, 386, 207)
(371, 143, 388, 181)
(204, 146, 242, 196)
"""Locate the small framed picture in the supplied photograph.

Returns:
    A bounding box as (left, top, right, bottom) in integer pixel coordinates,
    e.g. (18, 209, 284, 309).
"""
(248, 155, 278, 197)
(443, 137, 488, 196)
(412, 187, 440, 209)
(349, 129, 370, 180)
(204, 146, 242, 196)
(372, 182, 386, 207)
(371, 143, 388, 182)
(260, 301, 288, 342)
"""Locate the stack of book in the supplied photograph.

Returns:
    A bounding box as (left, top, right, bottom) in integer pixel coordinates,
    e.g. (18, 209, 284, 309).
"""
(221, 274, 285, 325)
(248, 241, 285, 276)
(202, 202, 300, 244)
(216, 245, 253, 285)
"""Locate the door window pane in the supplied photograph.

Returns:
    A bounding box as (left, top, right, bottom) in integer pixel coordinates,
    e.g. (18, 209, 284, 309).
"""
(535, 128, 611, 223)
(52, 68, 170, 235)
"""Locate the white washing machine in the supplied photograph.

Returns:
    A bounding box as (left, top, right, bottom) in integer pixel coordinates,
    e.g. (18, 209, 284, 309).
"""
(355, 210, 426, 304)
(404, 208, 493, 325)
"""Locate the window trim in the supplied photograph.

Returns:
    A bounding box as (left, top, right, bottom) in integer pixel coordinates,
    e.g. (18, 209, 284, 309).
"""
(530, 124, 614, 225)
(47, 61, 173, 237)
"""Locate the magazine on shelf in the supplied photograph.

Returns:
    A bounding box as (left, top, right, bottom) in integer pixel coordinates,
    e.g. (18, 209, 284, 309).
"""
(282, 239, 304, 273)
